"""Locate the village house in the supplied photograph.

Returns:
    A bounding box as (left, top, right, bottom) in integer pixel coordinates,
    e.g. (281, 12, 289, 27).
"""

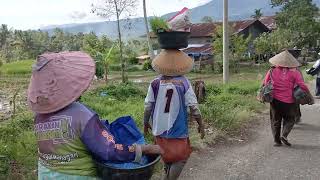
(148, 16, 275, 69)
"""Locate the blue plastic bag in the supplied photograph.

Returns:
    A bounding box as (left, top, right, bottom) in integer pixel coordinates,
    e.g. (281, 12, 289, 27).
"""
(102, 116, 149, 169)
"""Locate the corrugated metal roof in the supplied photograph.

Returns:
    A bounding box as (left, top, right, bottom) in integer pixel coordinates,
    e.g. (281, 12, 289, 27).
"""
(259, 16, 277, 30)
(182, 44, 213, 54)
(232, 20, 257, 34)
(149, 18, 273, 38)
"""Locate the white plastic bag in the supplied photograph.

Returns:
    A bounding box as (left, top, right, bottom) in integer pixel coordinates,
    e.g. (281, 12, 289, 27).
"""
(167, 7, 191, 32)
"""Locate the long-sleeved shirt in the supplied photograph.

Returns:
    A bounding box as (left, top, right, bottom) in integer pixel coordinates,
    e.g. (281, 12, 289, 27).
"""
(264, 67, 309, 104)
(35, 102, 138, 177)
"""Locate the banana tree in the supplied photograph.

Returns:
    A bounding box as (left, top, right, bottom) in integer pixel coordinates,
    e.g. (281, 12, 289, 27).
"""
(102, 44, 115, 84)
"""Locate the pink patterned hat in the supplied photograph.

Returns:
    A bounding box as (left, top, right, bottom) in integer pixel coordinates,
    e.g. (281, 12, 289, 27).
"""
(27, 51, 95, 114)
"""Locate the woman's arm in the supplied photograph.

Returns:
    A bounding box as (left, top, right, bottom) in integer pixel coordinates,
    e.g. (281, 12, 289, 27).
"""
(263, 70, 271, 85)
(80, 115, 137, 162)
(80, 115, 162, 163)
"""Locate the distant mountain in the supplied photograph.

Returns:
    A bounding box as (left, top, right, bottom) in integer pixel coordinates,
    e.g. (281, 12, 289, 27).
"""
(41, 0, 320, 40)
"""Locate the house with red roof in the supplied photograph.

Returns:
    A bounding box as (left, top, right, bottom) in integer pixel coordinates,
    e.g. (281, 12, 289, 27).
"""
(147, 16, 275, 69)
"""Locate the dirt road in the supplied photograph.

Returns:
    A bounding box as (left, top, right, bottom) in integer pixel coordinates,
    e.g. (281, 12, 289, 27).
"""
(181, 99, 320, 180)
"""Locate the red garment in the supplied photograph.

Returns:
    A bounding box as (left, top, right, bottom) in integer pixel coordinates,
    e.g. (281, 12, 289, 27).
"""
(155, 137, 192, 163)
(264, 67, 309, 103)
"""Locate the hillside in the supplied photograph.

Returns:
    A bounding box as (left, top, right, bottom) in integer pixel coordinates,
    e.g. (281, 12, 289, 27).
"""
(41, 0, 320, 39)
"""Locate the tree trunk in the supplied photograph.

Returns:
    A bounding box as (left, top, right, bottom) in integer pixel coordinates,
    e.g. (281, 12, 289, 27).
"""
(114, 0, 127, 83)
(143, 0, 155, 59)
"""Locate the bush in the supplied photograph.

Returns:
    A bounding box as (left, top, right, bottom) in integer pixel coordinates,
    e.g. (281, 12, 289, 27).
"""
(128, 57, 139, 65)
(0, 111, 37, 179)
(95, 61, 105, 79)
(127, 65, 141, 72)
(143, 60, 152, 71)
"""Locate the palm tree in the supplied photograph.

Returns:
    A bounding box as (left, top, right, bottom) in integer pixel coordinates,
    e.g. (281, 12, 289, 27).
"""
(143, 0, 155, 59)
(251, 9, 263, 19)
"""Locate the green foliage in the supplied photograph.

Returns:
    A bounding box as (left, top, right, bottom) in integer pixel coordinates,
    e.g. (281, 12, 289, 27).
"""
(0, 60, 34, 75)
(213, 25, 251, 70)
(127, 65, 141, 72)
(0, 111, 37, 179)
(201, 16, 214, 23)
(201, 81, 264, 130)
(272, 0, 320, 48)
(95, 54, 105, 78)
(143, 60, 152, 70)
(254, 29, 296, 54)
(150, 17, 169, 32)
(251, 8, 263, 19)
(81, 83, 146, 125)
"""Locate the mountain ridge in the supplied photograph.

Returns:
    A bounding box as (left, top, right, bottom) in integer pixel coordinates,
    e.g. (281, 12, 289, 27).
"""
(41, 0, 320, 39)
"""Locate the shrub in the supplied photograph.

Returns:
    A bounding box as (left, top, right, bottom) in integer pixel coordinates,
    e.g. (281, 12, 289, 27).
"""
(0, 111, 37, 179)
(95, 60, 105, 79)
(127, 65, 141, 72)
(143, 60, 152, 71)
(128, 57, 139, 65)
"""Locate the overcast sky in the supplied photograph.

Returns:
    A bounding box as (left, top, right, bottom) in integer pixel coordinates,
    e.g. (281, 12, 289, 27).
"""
(0, 0, 211, 30)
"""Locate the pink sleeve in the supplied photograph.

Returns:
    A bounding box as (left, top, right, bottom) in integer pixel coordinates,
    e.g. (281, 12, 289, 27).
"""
(263, 70, 271, 85)
(294, 71, 310, 93)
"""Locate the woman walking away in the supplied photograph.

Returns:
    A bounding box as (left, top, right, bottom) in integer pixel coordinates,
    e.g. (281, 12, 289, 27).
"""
(263, 50, 311, 147)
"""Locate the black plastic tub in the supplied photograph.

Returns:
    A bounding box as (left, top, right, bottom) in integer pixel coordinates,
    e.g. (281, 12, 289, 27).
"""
(157, 29, 190, 49)
(95, 155, 161, 180)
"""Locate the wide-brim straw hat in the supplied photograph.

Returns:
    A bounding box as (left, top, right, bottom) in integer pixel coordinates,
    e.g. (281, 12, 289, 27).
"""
(152, 49, 193, 76)
(269, 50, 301, 68)
(27, 51, 95, 114)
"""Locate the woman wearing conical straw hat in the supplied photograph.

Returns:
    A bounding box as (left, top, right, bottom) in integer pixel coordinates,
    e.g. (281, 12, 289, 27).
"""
(263, 50, 312, 147)
(28, 51, 162, 179)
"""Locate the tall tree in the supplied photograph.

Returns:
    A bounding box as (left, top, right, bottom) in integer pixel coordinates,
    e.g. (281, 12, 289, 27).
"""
(201, 16, 214, 23)
(272, 0, 320, 48)
(92, 0, 138, 83)
(143, 0, 154, 59)
(213, 25, 251, 72)
(0, 24, 10, 49)
(251, 9, 263, 19)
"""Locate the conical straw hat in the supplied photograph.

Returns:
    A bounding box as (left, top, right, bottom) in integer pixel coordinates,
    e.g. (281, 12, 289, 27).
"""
(27, 51, 95, 114)
(269, 50, 301, 68)
(152, 49, 193, 76)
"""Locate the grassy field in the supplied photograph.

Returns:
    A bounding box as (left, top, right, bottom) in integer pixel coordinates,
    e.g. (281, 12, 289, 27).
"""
(0, 60, 34, 76)
(0, 60, 314, 179)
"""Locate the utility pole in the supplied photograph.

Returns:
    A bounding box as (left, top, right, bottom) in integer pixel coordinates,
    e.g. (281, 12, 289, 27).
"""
(223, 0, 229, 84)
(143, 0, 155, 59)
